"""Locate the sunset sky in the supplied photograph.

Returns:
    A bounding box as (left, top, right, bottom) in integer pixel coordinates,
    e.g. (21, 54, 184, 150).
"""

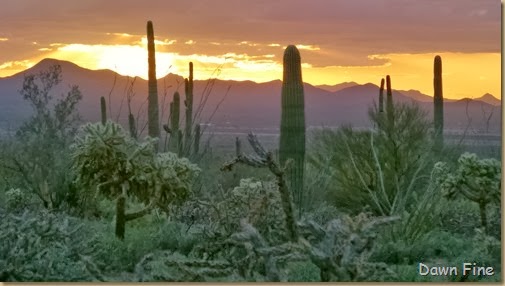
(0, 0, 501, 99)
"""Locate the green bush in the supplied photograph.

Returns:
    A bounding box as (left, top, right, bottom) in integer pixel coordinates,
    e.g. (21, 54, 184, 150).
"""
(1, 64, 83, 211)
(309, 102, 437, 217)
(286, 261, 320, 282)
(5, 188, 27, 211)
(0, 209, 100, 281)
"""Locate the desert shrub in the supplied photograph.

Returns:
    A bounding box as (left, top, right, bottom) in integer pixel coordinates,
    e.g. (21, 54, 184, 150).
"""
(302, 202, 341, 226)
(0, 209, 100, 281)
(437, 198, 501, 238)
(186, 178, 289, 247)
(221, 178, 288, 243)
(309, 102, 438, 217)
(372, 230, 470, 265)
(5, 188, 27, 211)
(285, 261, 320, 282)
(372, 227, 501, 282)
(132, 250, 239, 282)
(0, 64, 83, 211)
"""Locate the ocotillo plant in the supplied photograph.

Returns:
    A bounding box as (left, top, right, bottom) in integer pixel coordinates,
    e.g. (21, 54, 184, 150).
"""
(100, 96, 107, 125)
(379, 78, 385, 113)
(279, 45, 305, 214)
(386, 75, 394, 128)
(147, 20, 160, 142)
(433, 55, 444, 149)
(184, 62, 194, 156)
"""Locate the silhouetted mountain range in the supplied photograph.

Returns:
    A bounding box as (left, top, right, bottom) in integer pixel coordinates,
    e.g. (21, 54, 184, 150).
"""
(0, 58, 501, 134)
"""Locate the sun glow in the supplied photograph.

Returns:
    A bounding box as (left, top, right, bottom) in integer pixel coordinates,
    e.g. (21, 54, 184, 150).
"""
(48, 43, 178, 79)
(0, 38, 500, 100)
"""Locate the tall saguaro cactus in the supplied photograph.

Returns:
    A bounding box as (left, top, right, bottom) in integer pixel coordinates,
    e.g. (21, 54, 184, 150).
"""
(433, 55, 444, 149)
(279, 45, 306, 213)
(184, 62, 194, 156)
(147, 20, 160, 141)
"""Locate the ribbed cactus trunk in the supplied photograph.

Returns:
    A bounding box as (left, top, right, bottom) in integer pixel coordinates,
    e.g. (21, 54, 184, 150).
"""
(279, 45, 305, 214)
(184, 62, 194, 156)
(433, 55, 444, 149)
(147, 20, 160, 143)
(386, 75, 394, 128)
(170, 92, 180, 152)
(100, 96, 107, 125)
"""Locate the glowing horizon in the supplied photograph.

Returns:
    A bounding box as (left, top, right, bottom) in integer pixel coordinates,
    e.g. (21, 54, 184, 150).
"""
(0, 1, 500, 100)
(0, 42, 499, 100)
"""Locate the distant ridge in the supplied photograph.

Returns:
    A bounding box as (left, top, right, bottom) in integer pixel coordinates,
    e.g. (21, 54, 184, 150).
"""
(0, 58, 500, 134)
(316, 81, 359, 92)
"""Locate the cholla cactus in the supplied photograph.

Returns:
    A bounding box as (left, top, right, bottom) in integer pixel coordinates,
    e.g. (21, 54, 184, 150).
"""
(222, 178, 289, 244)
(435, 152, 501, 232)
(71, 121, 200, 239)
(298, 212, 398, 281)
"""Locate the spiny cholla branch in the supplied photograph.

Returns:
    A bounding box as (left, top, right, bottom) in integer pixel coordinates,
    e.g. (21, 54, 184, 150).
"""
(221, 132, 299, 242)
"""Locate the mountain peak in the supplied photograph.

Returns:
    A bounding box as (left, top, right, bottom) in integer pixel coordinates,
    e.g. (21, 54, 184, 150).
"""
(475, 93, 500, 106)
(34, 58, 80, 69)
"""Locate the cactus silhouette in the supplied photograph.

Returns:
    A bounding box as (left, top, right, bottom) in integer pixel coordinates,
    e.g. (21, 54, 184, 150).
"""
(279, 45, 305, 213)
(386, 75, 394, 127)
(147, 20, 160, 142)
(184, 62, 194, 156)
(433, 55, 444, 149)
(100, 96, 107, 125)
(379, 78, 385, 113)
